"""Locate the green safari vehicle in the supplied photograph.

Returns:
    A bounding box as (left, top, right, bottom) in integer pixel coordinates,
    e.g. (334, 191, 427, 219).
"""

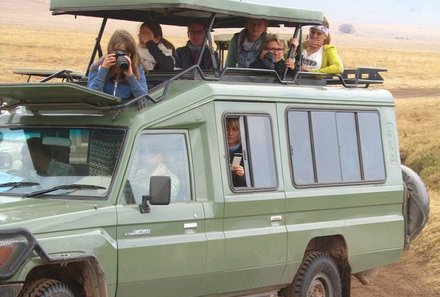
(0, 1, 429, 297)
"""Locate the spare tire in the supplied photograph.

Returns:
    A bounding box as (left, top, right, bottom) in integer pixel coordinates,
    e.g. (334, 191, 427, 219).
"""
(401, 165, 429, 246)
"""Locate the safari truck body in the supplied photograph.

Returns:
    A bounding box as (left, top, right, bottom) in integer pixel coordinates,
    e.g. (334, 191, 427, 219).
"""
(0, 1, 429, 297)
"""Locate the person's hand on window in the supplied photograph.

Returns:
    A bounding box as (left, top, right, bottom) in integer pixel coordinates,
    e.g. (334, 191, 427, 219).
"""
(231, 164, 244, 176)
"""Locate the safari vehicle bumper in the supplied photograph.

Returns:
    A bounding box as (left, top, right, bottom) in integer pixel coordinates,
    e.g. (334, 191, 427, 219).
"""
(0, 283, 23, 297)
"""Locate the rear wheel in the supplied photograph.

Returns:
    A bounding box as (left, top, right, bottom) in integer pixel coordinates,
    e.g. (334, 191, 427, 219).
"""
(401, 165, 429, 244)
(18, 278, 75, 297)
(282, 252, 342, 297)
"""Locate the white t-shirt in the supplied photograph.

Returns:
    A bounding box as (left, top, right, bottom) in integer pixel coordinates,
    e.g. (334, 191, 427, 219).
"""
(302, 47, 323, 70)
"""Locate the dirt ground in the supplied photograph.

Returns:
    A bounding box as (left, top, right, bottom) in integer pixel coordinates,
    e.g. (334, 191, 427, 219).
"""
(390, 88, 440, 100)
(351, 256, 439, 296)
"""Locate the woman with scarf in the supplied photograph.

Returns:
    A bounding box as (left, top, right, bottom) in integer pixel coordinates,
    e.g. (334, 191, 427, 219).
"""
(137, 21, 177, 72)
(225, 18, 268, 68)
(175, 19, 219, 70)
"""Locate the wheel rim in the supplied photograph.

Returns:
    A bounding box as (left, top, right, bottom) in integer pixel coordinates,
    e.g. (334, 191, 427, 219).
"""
(307, 273, 333, 297)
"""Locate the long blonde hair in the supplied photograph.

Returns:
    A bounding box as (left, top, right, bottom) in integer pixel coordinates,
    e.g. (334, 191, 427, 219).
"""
(91, 30, 141, 80)
(107, 30, 141, 80)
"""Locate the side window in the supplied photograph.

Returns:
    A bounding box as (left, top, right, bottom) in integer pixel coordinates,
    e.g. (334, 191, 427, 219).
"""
(288, 109, 385, 186)
(125, 133, 191, 204)
(225, 115, 277, 190)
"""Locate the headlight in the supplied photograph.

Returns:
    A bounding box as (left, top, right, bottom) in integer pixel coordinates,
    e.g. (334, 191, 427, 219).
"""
(0, 229, 36, 280)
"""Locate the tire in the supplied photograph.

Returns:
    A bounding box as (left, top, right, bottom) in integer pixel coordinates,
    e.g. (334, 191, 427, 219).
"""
(401, 165, 429, 244)
(18, 278, 75, 297)
(282, 252, 342, 297)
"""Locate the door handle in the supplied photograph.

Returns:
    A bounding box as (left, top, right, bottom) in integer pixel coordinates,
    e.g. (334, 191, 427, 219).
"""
(184, 222, 198, 229)
(270, 215, 282, 222)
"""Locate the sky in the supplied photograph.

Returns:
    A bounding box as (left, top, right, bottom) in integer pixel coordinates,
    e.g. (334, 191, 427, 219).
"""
(249, 0, 440, 27)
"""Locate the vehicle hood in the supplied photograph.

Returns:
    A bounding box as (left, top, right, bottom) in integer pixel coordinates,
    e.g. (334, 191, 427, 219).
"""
(0, 196, 116, 234)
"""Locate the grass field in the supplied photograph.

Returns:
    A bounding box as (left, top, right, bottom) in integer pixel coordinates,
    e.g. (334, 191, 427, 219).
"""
(1, 23, 440, 291)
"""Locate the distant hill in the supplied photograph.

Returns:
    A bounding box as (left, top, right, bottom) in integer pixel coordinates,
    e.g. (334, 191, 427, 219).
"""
(279, 0, 440, 27)
(265, 0, 440, 41)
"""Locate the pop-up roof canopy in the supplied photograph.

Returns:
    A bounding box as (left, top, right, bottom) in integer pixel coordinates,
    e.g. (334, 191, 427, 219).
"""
(50, 0, 323, 28)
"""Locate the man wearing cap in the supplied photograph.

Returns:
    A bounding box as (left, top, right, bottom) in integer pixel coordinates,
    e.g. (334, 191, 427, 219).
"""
(290, 24, 344, 75)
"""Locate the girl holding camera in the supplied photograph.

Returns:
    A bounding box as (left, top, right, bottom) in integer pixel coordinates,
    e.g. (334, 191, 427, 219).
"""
(88, 30, 148, 100)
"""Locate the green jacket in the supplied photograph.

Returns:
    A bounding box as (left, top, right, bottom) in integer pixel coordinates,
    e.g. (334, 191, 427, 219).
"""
(303, 44, 344, 75)
(225, 33, 240, 67)
(225, 32, 265, 68)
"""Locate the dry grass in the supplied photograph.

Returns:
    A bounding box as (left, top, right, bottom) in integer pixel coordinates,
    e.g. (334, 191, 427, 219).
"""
(0, 25, 97, 82)
(0, 24, 187, 83)
(337, 45, 440, 90)
(397, 98, 440, 190)
(396, 97, 440, 291)
(0, 24, 439, 288)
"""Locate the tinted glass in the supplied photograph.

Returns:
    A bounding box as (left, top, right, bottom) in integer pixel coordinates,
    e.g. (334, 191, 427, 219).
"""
(288, 111, 315, 185)
(358, 112, 385, 180)
(336, 112, 361, 181)
(311, 111, 341, 183)
(288, 109, 385, 186)
(0, 127, 125, 198)
(246, 116, 277, 188)
(225, 115, 277, 190)
(127, 133, 190, 204)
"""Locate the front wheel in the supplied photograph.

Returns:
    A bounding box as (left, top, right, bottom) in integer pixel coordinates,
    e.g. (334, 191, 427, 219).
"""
(18, 278, 75, 297)
(282, 252, 342, 297)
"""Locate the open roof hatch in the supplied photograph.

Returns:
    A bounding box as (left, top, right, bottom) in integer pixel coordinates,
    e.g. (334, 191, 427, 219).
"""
(0, 83, 126, 112)
(49, 0, 323, 28)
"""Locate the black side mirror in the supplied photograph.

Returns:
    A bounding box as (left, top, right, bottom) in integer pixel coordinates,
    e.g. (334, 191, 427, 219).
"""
(139, 176, 171, 213)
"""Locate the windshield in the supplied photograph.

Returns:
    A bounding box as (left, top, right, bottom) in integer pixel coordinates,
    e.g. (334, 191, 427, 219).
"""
(0, 127, 125, 198)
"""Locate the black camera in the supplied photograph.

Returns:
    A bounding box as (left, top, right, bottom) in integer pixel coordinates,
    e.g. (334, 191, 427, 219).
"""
(114, 50, 129, 71)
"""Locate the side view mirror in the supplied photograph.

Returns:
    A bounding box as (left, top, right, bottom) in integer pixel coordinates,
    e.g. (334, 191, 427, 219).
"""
(139, 176, 171, 213)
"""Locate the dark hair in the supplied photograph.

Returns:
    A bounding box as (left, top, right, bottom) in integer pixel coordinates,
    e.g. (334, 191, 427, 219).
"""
(140, 21, 175, 51)
(187, 18, 207, 31)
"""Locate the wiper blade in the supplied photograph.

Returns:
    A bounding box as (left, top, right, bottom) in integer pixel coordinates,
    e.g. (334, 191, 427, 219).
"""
(24, 184, 106, 198)
(0, 182, 40, 189)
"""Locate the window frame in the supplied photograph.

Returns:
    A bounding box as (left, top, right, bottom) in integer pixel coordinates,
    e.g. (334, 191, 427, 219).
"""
(287, 107, 387, 188)
(223, 113, 278, 192)
(124, 130, 193, 204)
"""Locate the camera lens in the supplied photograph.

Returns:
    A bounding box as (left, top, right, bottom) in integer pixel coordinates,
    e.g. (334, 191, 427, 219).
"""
(117, 56, 129, 71)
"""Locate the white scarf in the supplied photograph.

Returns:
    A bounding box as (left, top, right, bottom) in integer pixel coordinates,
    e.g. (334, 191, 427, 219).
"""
(137, 42, 174, 71)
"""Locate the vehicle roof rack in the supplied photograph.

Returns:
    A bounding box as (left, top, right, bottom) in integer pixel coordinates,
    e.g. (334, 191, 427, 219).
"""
(13, 68, 85, 83)
(326, 67, 387, 88)
(6, 66, 387, 113)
